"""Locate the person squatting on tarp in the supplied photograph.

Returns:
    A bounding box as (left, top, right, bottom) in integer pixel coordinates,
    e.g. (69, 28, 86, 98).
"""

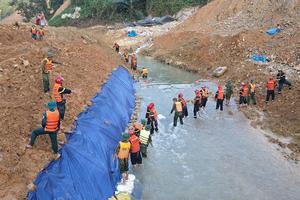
(170, 98, 184, 127)
(178, 93, 188, 117)
(26, 101, 60, 154)
(239, 82, 248, 107)
(139, 125, 152, 158)
(41, 52, 62, 93)
(193, 90, 201, 118)
(225, 80, 233, 105)
(129, 129, 142, 169)
(266, 77, 276, 103)
(115, 133, 131, 184)
(215, 85, 225, 111)
(277, 70, 292, 94)
(145, 103, 158, 134)
(52, 75, 72, 120)
(200, 86, 209, 110)
(247, 80, 257, 105)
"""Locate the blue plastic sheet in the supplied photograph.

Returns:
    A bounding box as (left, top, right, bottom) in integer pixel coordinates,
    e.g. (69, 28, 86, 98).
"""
(128, 30, 137, 37)
(251, 54, 267, 63)
(27, 66, 135, 200)
(266, 28, 280, 36)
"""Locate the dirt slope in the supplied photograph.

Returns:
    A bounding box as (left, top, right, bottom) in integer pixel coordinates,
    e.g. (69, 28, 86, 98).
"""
(144, 0, 300, 159)
(0, 24, 121, 199)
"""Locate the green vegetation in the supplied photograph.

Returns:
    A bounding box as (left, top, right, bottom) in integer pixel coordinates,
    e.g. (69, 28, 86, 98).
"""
(0, 0, 14, 20)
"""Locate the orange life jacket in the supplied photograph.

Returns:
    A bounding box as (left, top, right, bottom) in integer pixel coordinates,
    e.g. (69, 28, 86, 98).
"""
(242, 86, 248, 97)
(124, 52, 129, 60)
(31, 28, 37, 34)
(149, 108, 158, 120)
(44, 58, 53, 73)
(118, 141, 131, 159)
(129, 135, 140, 153)
(175, 101, 183, 112)
(38, 29, 45, 36)
(250, 83, 255, 93)
(267, 80, 275, 90)
(53, 83, 63, 103)
(179, 97, 187, 107)
(45, 110, 59, 132)
(217, 89, 224, 100)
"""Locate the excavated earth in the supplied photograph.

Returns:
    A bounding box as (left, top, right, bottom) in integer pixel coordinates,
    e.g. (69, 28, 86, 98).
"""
(142, 0, 300, 160)
(0, 24, 122, 199)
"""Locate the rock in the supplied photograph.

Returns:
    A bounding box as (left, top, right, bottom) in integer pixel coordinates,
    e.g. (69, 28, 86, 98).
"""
(23, 60, 30, 67)
(27, 183, 36, 191)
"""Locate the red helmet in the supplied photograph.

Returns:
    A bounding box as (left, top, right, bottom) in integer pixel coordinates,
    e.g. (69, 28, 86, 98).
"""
(148, 103, 155, 109)
(55, 75, 64, 84)
(128, 129, 134, 135)
(178, 93, 183, 98)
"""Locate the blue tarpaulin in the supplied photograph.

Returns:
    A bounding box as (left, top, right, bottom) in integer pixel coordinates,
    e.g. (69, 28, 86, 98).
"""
(251, 54, 267, 63)
(27, 66, 135, 200)
(266, 28, 281, 36)
(128, 30, 137, 37)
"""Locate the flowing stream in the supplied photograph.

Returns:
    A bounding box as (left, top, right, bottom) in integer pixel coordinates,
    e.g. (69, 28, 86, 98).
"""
(131, 56, 300, 200)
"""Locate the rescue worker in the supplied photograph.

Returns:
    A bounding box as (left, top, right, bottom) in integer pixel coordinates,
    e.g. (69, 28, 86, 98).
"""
(277, 70, 292, 94)
(41, 52, 62, 93)
(139, 125, 152, 158)
(30, 25, 37, 40)
(193, 90, 201, 118)
(124, 50, 129, 63)
(145, 103, 158, 134)
(178, 93, 188, 117)
(129, 129, 142, 169)
(26, 101, 60, 154)
(52, 75, 72, 120)
(215, 85, 225, 111)
(141, 67, 148, 79)
(131, 54, 137, 71)
(170, 98, 183, 127)
(133, 122, 143, 137)
(239, 82, 248, 106)
(247, 80, 257, 105)
(266, 77, 276, 103)
(37, 27, 45, 40)
(113, 43, 120, 53)
(225, 80, 233, 105)
(115, 133, 131, 184)
(200, 86, 209, 110)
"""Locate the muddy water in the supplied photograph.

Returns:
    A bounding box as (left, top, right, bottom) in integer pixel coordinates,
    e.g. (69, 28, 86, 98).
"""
(133, 56, 300, 200)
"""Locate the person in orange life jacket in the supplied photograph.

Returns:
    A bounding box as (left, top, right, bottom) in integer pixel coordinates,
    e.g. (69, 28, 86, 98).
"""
(129, 129, 142, 169)
(145, 103, 158, 134)
(113, 43, 120, 53)
(247, 80, 257, 105)
(178, 93, 188, 117)
(239, 82, 248, 106)
(41, 52, 62, 93)
(131, 54, 137, 71)
(115, 133, 131, 183)
(266, 77, 276, 103)
(170, 98, 184, 127)
(53, 75, 72, 120)
(37, 27, 45, 40)
(193, 90, 202, 118)
(26, 101, 60, 154)
(30, 25, 37, 40)
(200, 86, 209, 110)
(123, 50, 129, 63)
(215, 85, 225, 111)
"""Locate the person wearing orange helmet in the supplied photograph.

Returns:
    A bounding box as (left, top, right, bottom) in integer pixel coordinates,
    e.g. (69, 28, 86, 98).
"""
(266, 77, 276, 103)
(215, 84, 225, 111)
(200, 86, 209, 110)
(193, 90, 201, 118)
(178, 93, 188, 117)
(52, 75, 72, 120)
(128, 129, 142, 169)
